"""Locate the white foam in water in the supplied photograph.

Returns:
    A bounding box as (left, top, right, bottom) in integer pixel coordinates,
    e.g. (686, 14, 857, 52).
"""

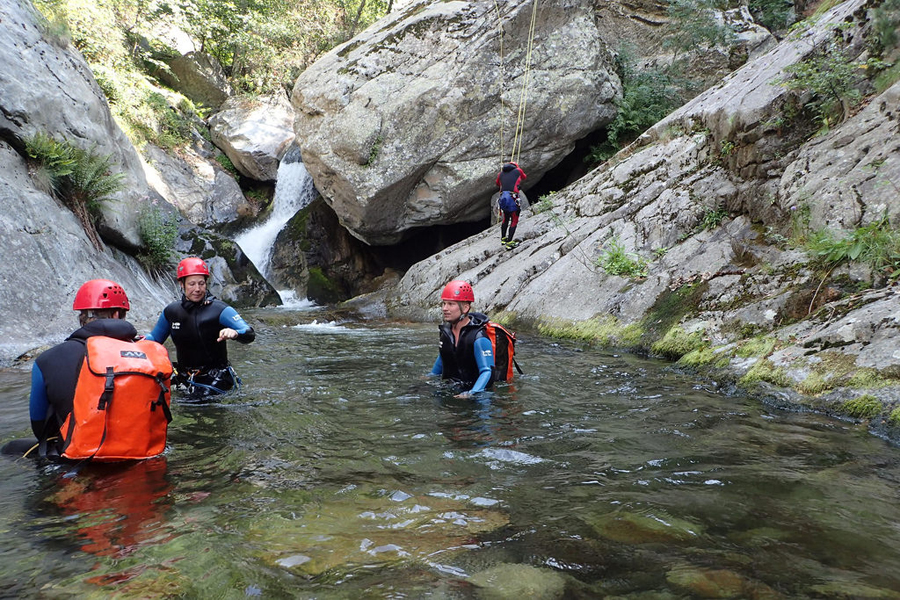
(277, 290, 317, 310)
(235, 161, 316, 280)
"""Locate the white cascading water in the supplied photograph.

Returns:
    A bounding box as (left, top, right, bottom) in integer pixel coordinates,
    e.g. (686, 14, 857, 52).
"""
(234, 151, 317, 307)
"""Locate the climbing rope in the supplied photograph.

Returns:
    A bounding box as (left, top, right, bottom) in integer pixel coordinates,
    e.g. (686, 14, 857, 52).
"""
(509, 0, 539, 166)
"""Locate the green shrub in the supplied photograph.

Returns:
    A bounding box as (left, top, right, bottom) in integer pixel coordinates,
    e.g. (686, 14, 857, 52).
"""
(532, 193, 555, 215)
(778, 36, 865, 129)
(664, 0, 736, 56)
(138, 202, 178, 271)
(598, 237, 649, 278)
(803, 216, 900, 276)
(699, 205, 728, 231)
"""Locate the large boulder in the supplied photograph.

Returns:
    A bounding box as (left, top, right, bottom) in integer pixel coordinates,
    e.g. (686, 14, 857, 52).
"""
(142, 144, 248, 228)
(209, 94, 296, 182)
(291, 0, 621, 245)
(155, 51, 233, 111)
(0, 0, 156, 250)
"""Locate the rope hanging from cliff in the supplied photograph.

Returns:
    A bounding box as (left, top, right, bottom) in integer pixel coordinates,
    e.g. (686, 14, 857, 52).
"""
(508, 0, 539, 166)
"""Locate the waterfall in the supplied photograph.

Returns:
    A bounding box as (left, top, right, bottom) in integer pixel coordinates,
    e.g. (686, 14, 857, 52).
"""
(235, 148, 317, 306)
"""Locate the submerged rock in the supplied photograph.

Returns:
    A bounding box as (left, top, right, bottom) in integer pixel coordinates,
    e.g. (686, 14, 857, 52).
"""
(468, 563, 567, 599)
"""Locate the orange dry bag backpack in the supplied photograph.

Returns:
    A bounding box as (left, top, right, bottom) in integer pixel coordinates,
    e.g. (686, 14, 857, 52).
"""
(60, 337, 173, 461)
(481, 322, 523, 382)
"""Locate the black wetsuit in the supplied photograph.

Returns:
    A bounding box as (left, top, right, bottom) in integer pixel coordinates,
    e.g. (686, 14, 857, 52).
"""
(147, 293, 254, 394)
(435, 312, 495, 391)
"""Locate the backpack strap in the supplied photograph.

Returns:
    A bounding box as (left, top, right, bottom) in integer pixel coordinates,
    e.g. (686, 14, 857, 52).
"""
(152, 372, 173, 423)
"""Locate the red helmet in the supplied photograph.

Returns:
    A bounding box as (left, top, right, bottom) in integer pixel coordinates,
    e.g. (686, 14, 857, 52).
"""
(73, 279, 130, 311)
(176, 257, 210, 280)
(441, 280, 474, 303)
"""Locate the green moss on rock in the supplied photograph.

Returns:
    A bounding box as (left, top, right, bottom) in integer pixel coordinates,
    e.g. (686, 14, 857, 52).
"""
(739, 359, 791, 388)
(651, 326, 708, 360)
(841, 394, 882, 419)
(536, 315, 643, 348)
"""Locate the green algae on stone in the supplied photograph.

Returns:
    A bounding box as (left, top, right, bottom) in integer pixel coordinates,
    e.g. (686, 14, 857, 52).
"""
(841, 394, 882, 419)
(589, 510, 704, 545)
(734, 336, 777, 358)
(738, 359, 791, 388)
(469, 563, 567, 600)
(797, 370, 834, 396)
(536, 315, 643, 348)
(888, 406, 900, 427)
(677, 347, 730, 369)
(651, 326, 708, 361)
(847, 367, 893, 389)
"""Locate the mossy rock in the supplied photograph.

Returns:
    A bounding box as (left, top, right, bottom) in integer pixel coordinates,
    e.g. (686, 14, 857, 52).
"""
(652, 326, 708, 361)
(469, 563, 567, 600)
(588, 510, 704, 545)
(841, 394, 882, 419)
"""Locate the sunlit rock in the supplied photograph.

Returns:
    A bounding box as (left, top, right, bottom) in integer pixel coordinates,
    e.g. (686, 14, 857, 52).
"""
(292, 0, 620, 245)
(209, 94, 296, 182)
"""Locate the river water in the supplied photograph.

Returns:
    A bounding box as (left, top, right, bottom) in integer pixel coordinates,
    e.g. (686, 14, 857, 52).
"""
(2, 308, 900, 599)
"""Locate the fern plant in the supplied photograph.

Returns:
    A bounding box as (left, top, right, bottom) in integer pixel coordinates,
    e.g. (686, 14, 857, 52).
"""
(25, 132, 124, 249)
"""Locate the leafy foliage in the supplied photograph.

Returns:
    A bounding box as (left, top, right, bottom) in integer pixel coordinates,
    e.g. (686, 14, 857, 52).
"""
(778, 37, 865, 129)
(25, 132, 125, 249)
(138, 201, 178, 271)
(598, 237, 649, 278)
(664, 0, 735, 56)
(803, 216, 900, 277)
(748, 0, 796, 34)
(586, 46, 685, 165)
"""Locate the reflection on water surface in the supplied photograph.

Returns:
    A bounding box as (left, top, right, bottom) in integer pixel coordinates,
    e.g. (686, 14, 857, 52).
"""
(1, 310, 900, 598)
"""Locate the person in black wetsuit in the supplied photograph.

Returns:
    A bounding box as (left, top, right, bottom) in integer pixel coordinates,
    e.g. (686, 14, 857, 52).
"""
(429, 280, 495, 399)
(495, 162, 527, 246)
(145, 257, 255, 396)
(2, 280, 143, 458)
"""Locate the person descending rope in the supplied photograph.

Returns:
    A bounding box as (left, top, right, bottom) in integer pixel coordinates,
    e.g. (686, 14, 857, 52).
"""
(496, 162, 527, 247)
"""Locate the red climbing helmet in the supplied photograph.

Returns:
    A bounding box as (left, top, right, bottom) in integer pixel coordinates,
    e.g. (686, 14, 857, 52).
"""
(73, 279, 130, 311)
(176, 257, 210, 280)
(441, 280, 475, 303)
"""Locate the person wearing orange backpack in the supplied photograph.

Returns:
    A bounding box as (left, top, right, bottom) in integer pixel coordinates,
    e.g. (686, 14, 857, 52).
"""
(429, 280, 496, 398)
(17, 279, 173, 461)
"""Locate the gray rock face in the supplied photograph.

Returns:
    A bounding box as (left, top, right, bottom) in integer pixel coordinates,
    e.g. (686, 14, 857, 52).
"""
(142, 144, 247, 228)
(777, 80, 900, 231)
(0, 141, 171, 363)
(292, 0, 620, 245)
(387, 0, 900, 398)
(209, 94, 296, 182)
(156, 51, 233, 110)
(0, 0, 153, 250)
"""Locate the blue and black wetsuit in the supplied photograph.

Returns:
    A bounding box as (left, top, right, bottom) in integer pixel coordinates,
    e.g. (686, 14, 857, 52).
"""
(431, 312, 495, 395)
(30, 319, 138, 449)
(146, 292, 254, 394)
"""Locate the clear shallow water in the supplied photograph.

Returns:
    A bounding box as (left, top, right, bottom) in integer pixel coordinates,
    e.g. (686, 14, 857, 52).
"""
(2, 309, 900, 598)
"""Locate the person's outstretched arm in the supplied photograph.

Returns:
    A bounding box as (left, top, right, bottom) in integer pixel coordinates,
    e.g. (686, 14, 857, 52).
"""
(145, 313, 172, 343)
